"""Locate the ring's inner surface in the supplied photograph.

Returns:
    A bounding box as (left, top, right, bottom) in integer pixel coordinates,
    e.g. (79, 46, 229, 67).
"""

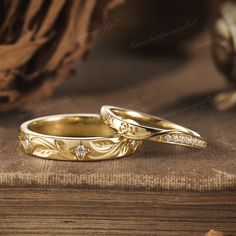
(111, 108, 188, 131)
(28, 116, 117, 137)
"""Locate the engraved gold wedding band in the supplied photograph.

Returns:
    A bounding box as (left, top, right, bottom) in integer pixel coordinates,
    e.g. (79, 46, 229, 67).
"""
(19, 114, 142, 161)
(101, 106, 206, 148)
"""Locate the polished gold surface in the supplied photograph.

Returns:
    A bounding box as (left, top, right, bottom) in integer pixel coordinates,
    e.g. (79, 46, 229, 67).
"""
(101, 106, 206, 148)
(19, 114, 142, 161)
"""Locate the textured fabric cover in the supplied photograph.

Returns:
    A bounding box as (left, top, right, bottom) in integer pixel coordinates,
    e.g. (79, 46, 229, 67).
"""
(0, 37, 235, 191)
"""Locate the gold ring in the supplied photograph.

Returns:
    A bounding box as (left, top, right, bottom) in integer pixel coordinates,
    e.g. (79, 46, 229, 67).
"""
(101, 106, 207, 148)
(19, 114, 142, 161)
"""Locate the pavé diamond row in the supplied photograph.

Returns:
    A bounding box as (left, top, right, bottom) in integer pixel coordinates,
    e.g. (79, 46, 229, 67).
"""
(162, 133, 206, 148)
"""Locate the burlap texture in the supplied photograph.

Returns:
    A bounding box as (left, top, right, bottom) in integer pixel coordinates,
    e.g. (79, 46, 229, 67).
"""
(0, 35, 235, 191)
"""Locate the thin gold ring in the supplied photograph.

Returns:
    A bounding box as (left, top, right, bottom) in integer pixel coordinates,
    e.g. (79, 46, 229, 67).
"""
(19, 114, 142, 161)
(101, 106, 207, 148)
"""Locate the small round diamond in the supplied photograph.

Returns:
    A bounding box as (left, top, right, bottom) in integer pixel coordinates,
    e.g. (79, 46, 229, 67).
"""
(192, 138, 198, 145)
(165, 135, 172, 142)
(201, 141, 207, 148)
(197, 139, 202, 146)
(178, 135, 184, 143)
(75, 145, 90, 159)
(172, 135, 179, 143)
(184, 136, 190, 144)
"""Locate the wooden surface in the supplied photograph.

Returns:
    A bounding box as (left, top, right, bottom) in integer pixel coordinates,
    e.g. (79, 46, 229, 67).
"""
(0, 188, 235, 236)
(0, 0, 122, 112)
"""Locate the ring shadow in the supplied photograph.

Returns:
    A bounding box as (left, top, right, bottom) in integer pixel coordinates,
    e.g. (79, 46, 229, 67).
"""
(133, 91, 236, 160)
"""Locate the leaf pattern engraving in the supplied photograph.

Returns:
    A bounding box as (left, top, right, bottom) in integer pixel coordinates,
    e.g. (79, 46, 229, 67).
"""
(90, 139, 118, 153)
(19, 134, 141, 161)
(55, 140, 67, 151)
(19, 135, 32, 151)
(88, 137, 141, 160)
(29, 137, 69, 160)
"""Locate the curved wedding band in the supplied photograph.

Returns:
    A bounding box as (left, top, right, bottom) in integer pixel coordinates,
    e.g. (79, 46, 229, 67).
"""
(101, 106, 207, 148)
(19, 114, 142, 161)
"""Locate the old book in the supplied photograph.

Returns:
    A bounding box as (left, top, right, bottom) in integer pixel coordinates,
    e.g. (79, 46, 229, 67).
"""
(0, 32, 235, 235)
